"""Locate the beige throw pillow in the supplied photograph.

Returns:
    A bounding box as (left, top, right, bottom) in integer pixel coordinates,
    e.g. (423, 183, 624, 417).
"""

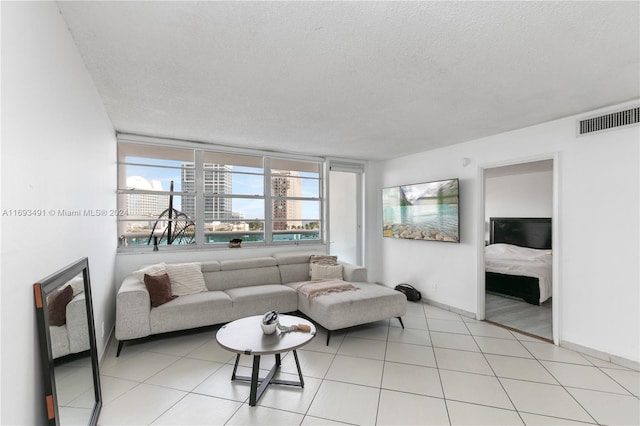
(132, 263, 167, 283)
(309, 255, 338, 279)
(66, 275, 85, 297)
(165, 262, 207, 296)
(310, 263, 344, 281)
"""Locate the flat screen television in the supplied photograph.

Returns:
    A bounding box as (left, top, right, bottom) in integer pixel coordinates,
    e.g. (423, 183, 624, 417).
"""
(382, 178, 460, 243)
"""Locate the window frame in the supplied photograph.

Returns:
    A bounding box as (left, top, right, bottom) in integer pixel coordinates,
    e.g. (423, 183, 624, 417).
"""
(116, 136, 324, 251)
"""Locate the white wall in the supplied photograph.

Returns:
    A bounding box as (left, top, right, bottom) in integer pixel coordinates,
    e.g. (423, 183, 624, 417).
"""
(1, 3, 117, 424)
(368, 101, 639, 365)
(485, 169, 553, 242)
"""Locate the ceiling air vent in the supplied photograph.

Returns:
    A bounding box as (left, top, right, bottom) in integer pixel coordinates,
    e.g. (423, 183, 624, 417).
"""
(578, 107, 639, 136)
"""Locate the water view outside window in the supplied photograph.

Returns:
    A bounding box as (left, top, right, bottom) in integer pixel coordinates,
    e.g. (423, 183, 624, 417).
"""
(117, 142, 322, 248)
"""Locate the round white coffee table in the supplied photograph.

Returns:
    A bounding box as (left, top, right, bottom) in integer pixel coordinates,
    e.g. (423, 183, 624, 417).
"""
(216, 314, 316, 406)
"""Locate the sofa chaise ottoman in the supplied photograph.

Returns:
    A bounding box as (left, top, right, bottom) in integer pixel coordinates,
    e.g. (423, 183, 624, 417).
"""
(273, 252, 407, 344)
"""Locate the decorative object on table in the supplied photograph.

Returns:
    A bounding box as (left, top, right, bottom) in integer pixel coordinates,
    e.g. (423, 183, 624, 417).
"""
(261, 310, 279, 334)
(277, 322, 312, 333)
(395, 283, 422, 301)
(229, 238, 242, 248)
(260, 310, 312, 334)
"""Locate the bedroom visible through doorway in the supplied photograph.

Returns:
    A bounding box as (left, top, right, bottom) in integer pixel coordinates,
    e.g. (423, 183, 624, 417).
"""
(483, 160, 554, 341)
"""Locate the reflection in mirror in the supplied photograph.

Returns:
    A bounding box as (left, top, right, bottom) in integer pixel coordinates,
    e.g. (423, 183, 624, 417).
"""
(34, 258, 101, 426)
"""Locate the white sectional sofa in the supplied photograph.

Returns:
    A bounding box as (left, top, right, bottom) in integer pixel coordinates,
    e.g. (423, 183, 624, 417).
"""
(115, 252, 407, 355)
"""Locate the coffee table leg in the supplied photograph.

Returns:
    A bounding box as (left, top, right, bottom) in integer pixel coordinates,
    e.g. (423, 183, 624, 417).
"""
(249, 355, 261, 406)
(233, 351, 305, 407)
(293, 350, 304, 387)
(231, 354, 241, 380)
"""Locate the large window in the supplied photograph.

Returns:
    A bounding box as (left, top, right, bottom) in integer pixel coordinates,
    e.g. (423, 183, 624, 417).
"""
(270, 158, 321, 242)
(117, 140, 323, 249)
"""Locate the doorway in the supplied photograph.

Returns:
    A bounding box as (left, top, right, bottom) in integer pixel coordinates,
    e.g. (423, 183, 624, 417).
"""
(328, 161, 364, 265)
(480, 158, 557, 342)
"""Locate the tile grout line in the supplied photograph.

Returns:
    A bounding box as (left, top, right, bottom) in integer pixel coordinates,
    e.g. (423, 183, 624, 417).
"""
(464, 316, 527, 425)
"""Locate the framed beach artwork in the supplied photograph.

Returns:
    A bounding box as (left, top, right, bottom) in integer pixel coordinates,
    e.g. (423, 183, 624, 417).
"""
(382, 178, 460, 243)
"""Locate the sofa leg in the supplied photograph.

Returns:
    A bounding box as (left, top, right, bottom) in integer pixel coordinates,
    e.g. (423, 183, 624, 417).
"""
(326, 330, 332, 346)
(397, 317, 405, 329)
(116, 340, 125, 357)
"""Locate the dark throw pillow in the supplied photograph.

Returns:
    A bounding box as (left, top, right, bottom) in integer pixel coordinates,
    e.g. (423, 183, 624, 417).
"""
(48, 285, 73, 326)
(143, 273, 178, 307)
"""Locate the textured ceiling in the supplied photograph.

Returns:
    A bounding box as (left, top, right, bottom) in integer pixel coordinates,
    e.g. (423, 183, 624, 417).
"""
(57, 1, 639, 160)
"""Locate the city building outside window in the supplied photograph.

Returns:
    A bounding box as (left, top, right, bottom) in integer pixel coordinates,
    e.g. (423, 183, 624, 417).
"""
(117, 140, 323, 249)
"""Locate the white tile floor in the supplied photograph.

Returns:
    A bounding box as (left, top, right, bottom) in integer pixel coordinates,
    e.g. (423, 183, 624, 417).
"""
(98, 302, 640, 425)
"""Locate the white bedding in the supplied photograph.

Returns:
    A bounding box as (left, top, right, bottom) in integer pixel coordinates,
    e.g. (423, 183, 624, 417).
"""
(485, 243, 552, 303)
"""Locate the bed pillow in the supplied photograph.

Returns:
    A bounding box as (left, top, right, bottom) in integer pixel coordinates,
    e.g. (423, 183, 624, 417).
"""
(143, 273, 177, 307)
(485, 243, 550, 261)
(132, 263, 167, 283)
(48, 285, 73, 326)
(310, 263, 344, 281)
(165, 262, 207, 296)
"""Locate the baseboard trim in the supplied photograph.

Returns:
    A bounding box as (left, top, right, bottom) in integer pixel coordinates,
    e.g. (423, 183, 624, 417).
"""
(560, 340, 640, 371)
(420, 297, 476, 320)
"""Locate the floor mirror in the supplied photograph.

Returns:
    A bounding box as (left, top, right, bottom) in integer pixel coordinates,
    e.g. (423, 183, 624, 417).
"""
(34, 257, 102, 426)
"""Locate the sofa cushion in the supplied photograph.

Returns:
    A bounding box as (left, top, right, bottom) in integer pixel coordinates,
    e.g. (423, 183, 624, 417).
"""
(149, 291, 233, 335)
(224, 285, 298, 319)
(214, 266, 282, 291)
(143, 273, 178, 307)
(200, 261, 221, 273)
(293, 282, 407, 331)
(274, 251, 326, 283)
(165, 262, 207, 296)
(278, 263, 311, 283)
(66, 294, 90, 354)
(220, 257, 277, 271)
(272, 251, 325, 265)
(50, 323, 70, 358)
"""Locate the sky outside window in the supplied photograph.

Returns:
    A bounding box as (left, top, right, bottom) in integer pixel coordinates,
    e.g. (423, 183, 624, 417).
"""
(125, 158, 320, 219)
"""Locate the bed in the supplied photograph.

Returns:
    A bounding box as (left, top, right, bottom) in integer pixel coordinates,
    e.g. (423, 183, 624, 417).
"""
(485, 217, 552, 305)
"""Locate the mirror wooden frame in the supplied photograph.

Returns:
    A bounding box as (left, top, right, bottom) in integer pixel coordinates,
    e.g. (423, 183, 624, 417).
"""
(33, 257, 102, 426)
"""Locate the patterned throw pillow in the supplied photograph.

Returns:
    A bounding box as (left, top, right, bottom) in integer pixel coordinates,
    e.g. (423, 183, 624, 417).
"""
(309, 255, 340, 280)
(309, 255, 338, 265)
(164, 262, 207, 296)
